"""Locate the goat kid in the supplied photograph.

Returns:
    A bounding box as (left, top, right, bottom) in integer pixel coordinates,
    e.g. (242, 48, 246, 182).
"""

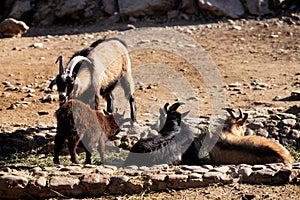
(124, 102, 193, 167)
(209, 108, 294, 165)
(54, 99, 121, 165)
(49, 37, 137, 121)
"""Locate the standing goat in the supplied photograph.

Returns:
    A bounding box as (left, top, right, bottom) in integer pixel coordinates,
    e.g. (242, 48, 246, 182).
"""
(209, 108, 294, 165)
(54, 99, 121, 165)
(124, 102, 193, 167)
(49, 37, 137, 121)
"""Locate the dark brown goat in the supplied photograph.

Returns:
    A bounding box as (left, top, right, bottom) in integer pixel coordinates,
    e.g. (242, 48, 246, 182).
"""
(209, 108, 294, 165)
(54, 99, 121, 165)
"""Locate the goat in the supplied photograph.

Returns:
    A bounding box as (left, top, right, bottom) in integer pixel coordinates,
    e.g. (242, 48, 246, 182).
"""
(53, 99, 121, 165)
(123, 102, 193, 167)
(49, 37, 137, 122)
(209, 108, 294, 165)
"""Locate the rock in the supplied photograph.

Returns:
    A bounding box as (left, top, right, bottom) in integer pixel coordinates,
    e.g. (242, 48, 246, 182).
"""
(55, 0, 87, 18)
(289, 129, 300, 139)
(181, 0, 198, 14)
(0, 18, 29, 37)
(0, 175, 28, 188)
(49, 176, 80, 190)
(282, 118, 297, 127)
(9, 0, 32, 19)
(102, 0, 118, 15)
(291, 90, 300, 99)
(248, 122, 264, 130)
(256, 128, 269, 138)
(197, 0, 245, 18)
(81, 174, 109, 195)
(30, 43, 44, 48)
(245, 0, 273, 16)
(119, 0, 174, 18)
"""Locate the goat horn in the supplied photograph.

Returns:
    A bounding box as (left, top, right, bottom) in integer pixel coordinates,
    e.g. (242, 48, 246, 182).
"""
(238, 108, 243, 119)
(66, 56, 92, 77)
(168, 102, 185, 112)
(164, 103, 170, 112)
(223, 108, 237, 119)
(181, 110, 190, 118)
(56, 56, 64, 74)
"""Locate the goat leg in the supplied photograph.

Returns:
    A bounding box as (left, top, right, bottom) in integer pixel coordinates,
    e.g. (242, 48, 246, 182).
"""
(104, 93, 114, 113)
(68, 135, 81, 164)
(129, 95, 136, 122)
(53, 133, 65, 164)
(98, 137, 106, 164)
(85, 148, 92, 164)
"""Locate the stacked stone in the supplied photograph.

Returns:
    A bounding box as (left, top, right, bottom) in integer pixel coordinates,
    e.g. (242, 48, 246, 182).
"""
(0, 163, 299, 199)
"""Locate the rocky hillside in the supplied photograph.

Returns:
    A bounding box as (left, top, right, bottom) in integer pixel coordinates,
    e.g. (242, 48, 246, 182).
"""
(0, 0, 299, 27)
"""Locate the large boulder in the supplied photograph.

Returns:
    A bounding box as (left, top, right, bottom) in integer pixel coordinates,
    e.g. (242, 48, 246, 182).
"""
(119, 0, 175, 18)
(9, 0, 33, 19)
(0, 18, 29, 37)
(245, 0, 273, 15)
(102, 0, 118, 15)
(181, 0, 199, 14)
(197, 0, 245, 18)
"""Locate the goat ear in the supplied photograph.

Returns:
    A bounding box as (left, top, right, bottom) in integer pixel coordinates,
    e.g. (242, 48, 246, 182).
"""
(168, 102, 185, 112)
(48, 77, 57, 89)
(56, 56, 64, 74)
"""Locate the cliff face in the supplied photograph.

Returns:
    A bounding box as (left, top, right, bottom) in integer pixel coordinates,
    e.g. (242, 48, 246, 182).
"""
(0, 0, 297, 27)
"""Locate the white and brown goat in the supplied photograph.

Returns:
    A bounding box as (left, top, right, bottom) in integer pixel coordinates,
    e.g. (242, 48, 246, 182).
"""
(49, 37, 137, 121)
(54, 99, 121, 165)
(209, 108, 294, 165)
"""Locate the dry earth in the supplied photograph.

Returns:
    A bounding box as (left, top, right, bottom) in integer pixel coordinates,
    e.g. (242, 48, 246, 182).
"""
(0, 15, 299, 199)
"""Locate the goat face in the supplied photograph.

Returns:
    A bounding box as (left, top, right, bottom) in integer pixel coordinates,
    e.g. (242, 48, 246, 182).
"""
(102, 109, 122, 139)
(223, 108, 248, 136)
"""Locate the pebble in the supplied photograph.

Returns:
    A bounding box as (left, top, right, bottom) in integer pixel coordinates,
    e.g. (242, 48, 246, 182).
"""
(282, 118, 297, 127)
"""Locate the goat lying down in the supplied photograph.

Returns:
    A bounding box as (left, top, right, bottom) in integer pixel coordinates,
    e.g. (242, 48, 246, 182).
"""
(124, 102, 194, 167)
(209, 108, 294, 165)
(54, 99, 121, 165)
(49, 37, 137, 121)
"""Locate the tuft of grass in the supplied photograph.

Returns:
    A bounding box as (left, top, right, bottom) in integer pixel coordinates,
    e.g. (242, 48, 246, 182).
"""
(285, 145, 300, 162)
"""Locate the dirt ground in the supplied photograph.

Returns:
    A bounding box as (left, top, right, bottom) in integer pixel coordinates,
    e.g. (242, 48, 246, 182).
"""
(0, 15, 299, 199)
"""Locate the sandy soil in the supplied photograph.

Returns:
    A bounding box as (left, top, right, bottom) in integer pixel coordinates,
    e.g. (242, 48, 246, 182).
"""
(0, 15, 299, 199)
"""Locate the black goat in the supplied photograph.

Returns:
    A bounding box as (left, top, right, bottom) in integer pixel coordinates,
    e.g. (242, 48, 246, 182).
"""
(123, 102, 193, 167)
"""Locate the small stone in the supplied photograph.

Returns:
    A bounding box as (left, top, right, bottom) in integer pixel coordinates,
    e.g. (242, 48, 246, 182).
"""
(289, 129, 300, 139)
(35, 177, 47, 187)
(256, 128, 269, 138)
(238, 167, 252, 177)
(229, 25, 242, 30)
(248, 122, 264, 130)
(188, 173, 202, 179)
(282, 118, 297, 127)
(31, 43, 43, 48)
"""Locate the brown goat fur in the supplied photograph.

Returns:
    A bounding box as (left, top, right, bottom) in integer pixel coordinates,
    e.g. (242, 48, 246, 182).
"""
(54, 99, 121, 165)
(209, 108, 294, 165)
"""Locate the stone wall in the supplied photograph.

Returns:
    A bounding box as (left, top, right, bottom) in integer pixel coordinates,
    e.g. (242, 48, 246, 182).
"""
(0, 163, 299, 199)
(0, 0, 298, 26)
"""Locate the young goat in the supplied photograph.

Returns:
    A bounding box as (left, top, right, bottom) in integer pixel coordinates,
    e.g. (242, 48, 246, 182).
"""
(54, 99, 121, 165)
(49, 37, 137, 121)
(209, 108, 294, 165)
(124, 102, 193, 167)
